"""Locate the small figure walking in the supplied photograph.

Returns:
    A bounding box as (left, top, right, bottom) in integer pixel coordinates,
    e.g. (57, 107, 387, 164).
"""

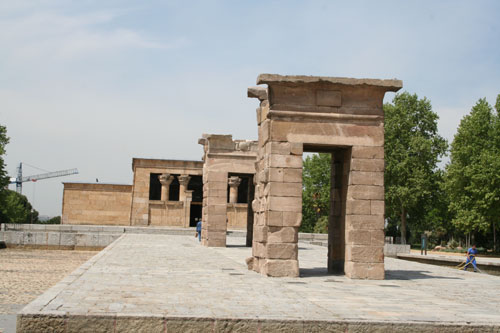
(196, 219, 202, 242)
(464, 244, 478, 272)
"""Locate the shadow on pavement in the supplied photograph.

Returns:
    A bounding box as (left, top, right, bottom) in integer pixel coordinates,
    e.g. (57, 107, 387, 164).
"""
(386, 270, 462, 280)
(300, 267, 344, 278)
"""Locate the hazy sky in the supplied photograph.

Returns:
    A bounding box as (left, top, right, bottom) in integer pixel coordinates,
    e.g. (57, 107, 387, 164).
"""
(1, 0, 499, 217)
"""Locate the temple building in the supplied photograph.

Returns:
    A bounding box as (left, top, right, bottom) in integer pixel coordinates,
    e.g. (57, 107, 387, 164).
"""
(62, 135, 257, 231)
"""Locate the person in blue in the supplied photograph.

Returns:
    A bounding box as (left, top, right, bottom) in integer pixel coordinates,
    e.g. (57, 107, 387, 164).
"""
(195, 219, 202, 242)
(463, 244, 478, 272)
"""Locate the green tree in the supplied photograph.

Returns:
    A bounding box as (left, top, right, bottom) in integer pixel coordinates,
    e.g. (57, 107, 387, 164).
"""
(384, 92, 448, 244)
(301, 153, 331, 233)
(446, 96, 500, 250)
(0, 124, 10, 223)
(0, 190, 39, 224)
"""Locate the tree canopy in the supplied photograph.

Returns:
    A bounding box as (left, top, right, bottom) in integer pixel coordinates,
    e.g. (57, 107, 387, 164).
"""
(445, 96, 500, 248)
(301, 153, 331, 233)
(384, 92, 448, 244)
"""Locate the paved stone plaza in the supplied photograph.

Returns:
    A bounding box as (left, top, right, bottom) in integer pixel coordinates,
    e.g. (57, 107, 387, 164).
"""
(18, 234, 500, 332)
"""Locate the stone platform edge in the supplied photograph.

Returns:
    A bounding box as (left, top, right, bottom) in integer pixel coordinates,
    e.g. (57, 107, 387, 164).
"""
(16, 313, 500, 333)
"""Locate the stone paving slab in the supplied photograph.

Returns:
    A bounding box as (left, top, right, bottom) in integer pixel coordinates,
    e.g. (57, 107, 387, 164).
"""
(18, 234, 500, 332)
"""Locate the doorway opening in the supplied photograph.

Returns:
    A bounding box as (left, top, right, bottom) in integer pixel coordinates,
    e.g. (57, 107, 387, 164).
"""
(302, 145, 351, 275)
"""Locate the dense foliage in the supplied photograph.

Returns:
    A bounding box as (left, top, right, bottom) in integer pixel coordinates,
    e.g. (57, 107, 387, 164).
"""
(0, 189, 39, 223)
(384, 92, 448, 244)
(445, 96, 500, 249)
(301, 153, 331, 233)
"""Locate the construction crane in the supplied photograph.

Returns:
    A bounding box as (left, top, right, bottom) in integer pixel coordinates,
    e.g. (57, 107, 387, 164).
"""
(9, 163, 79, 194)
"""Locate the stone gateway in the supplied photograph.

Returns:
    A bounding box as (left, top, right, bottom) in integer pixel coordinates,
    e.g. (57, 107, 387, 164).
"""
(247, 74, 402, 279)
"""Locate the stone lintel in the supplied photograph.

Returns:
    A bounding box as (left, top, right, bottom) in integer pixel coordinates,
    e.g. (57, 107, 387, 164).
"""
(257, 74, 403, 92)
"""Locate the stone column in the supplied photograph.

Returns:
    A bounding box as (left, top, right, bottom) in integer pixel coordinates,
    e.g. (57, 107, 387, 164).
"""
(201, 170, 228, 247)
(344, 146, 385, 279)
(228, 176, 241, 203)
(178, 175, 191, 202)
(158, 174, 174, 201)
(183, 190, 193, 227)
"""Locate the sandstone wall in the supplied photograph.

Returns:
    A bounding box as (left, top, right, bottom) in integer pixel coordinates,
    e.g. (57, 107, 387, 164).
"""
(62, 183, 132, 226)
(227, 203, 248, 230)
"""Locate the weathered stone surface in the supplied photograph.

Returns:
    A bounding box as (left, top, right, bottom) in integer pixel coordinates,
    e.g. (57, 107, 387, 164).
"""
(351, 146, 384, 159)
(345, 245, 384, 263)
(346, 230, 371, 245)
(114, 316, 165, 333)
(370, 200, 384, 215)
(345, 215, 384, 230)
(262, 259, 299, 277)
(344, 261, 385, 280)
(253, 225, 268, 242)
(266, 154, 303, 169)
(282, 211, 302, 227)
(348, 185, 384, 200)
(267, 227, 298, 243)
(350, 171, 383, 186)
(266, 196, 302, 212)
(283, 168, 302, 183)
(346, 199, 371, 215)
(264, 182, 302, 197)
(266, 243, 298, 260)
(350, 158, 384, 172)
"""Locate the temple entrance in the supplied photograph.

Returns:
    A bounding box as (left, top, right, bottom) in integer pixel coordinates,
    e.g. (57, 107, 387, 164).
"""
(190, 203, 202, 227)
(303, 146, 351, 275)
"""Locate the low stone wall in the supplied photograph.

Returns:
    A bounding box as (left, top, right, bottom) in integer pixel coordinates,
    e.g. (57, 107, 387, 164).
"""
(384, 244, 411, 257)
(0, 224, 331, 249)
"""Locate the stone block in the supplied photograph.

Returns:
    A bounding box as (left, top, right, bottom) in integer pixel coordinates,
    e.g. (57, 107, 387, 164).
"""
(283, 168, 302, 183)
(47, 232, 61, 246)
(6, 231, 24, 245)
(344, 261, 385, 280)
(290, 142, 303, 155)
(252, 241, 266, 257)
(351, 146, 384, 159)
(23, 232, 36, 245)
(348, 185, 384, 200)
(351, 158, 384, 172)
(267, 154, 303, 169)
(207, 204, 227, 215)
(350, 171, 383, 186)
(266, 243, 298, 259)
(370, 229, 385, 246)
(346, 199, 371, 215)
(264, 182, 302, 197)
(66, 315, 116, 333)
(267, 168, 284, 182)
(266, 142, 291, 155)
(316, 89, 342, 106)
(371, 200, 384, 215)
(267, 227, 298, 243)
(204, 181, 227, 191)
(216, 319, 262, 332)
(60, 233, 76, 246)
(206, 196, 227, 205)
(282, 211, 302, 227)
(206, 171, 228, 182)
(17, 315, 66, 333)
(262, 259, 299, 277)
(267, 196, 302, 212)
(259, 119, 270, 147)
(345, 215, 384, 230)
(345, 245, 384, 263)
(114, 316, 165, 333)
(75, 233, 99, 247)
(266, 211, 283, 227)
(346, 230, 371, 245)
(253, 225, 268, 242)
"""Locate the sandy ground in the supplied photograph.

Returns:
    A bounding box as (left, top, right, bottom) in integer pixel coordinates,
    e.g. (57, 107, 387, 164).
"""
(0, 248, 96, 333)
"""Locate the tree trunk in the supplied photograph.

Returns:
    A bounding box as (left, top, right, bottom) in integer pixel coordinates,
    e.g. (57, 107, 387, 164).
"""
(494, 223, 497, 253)
(400, 206, 407, 245)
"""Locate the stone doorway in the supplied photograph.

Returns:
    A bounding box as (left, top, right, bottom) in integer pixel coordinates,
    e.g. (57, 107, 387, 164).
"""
(247, 74, 402, 279)
(303, 146, 351, 275)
